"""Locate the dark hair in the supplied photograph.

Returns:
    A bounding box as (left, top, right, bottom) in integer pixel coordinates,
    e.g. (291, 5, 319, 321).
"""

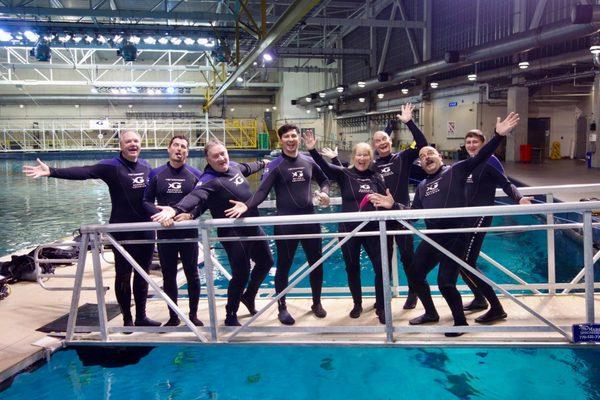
(204, 139, 225, 155)
(277, 124, 299, 138)
(169, 135, 189, 147)
(465, 129, 485, 143)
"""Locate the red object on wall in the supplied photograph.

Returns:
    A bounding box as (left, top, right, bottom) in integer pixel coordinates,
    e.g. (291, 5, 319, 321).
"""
(520, 144, 532, 163)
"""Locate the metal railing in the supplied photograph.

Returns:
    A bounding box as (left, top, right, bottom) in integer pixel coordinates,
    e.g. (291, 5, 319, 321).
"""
(53, 184, 600, 344)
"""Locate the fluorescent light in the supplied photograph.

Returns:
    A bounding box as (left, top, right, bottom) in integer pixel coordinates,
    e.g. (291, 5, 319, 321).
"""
(336, 86, 344, 93)
(143, 36, 156, 45)
(430, 82, 439, 88)
(197, 38, 209, 45)
(319, 92, 326, 98)
(230, 108, 235, 112)
(0, 30, 13, 42)
(266, 108, 270, 112)
(43, 34, 54, 41)
(467, 74, 477, 81)
(305, 97, 312, 102)
(129, 35, 141, 44)
(401, 88, 409, 94)
(316, 107, 322, 112)
(184, 37, 195, 45)
(359, 97, 365, 103)
(57, 34, 71, 43)
(377, 93, 384, 99)
(262, 53, 273, 62)
(518, 61, 530, 69)
(328, 104, 333, 110)
(84, 35, 94, 43)
(357, 81, 366, 88)
(72, 35, 83, 43)
(236, 76, 244, 83)
(272, 106, 277, 110)
(113, 35, 123, 44)
(170, 37, 182, 45)
(24, 31, 39, 42)
(253, 61, 258, 66)
(158, 37, 169, 45)
(306, 109, 311, 114)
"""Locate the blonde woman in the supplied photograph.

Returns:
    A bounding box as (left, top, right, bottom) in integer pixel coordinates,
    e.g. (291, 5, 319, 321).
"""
(304, 132, 392, 324)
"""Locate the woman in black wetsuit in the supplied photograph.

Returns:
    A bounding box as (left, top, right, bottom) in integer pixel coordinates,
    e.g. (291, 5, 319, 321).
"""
(303, 131, 389, 324)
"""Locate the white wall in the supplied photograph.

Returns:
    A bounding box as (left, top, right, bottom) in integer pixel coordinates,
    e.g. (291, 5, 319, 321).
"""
(529, 103, 579, 158)
(427, 93, 479, 150)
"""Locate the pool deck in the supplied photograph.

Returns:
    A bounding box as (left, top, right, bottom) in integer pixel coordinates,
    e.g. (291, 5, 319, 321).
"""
(1, 158, 599, 386)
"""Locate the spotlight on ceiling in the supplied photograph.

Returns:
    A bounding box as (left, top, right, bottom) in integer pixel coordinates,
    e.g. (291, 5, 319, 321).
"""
(401, 88, 409, 95)
(143, 36, 156, 45)
(236, 76, 244, 83)
(430, 82, 439, 88)
(170, 37, 182, 45)
(184, 37, 195, 46)
(128, 35, 141, 44)
(377, 93, 384, 99)
(319, 92, 326, 98)
(358, 97, 365, 103)
(158, 37, 169, 45)
(117, 43, 138, 62)
(328, 104, 334, 110)
(357, 81, 366, 88)
(262, 52, 273, 62)
(518, 61, 530, 69)
(305, 96, 312, 103)
(316, 107, 322, 112)
(467, 74, 477, 81)
(336, 85, 345, 93)
(24, 31, 39, 42)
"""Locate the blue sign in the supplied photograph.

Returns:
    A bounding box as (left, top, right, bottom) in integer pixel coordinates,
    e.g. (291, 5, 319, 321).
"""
(449, 101, 458, 107)
(573, 323, 600, 343)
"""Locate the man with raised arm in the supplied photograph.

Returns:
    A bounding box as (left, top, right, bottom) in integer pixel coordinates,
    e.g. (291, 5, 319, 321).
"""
(460, 129, 532, 323)
(369, 113, 520, 337)
(151, 140, 273, 327)
(23, 130, 160, 328)
(225, 124, 331, 326)
(143, 135, 204, 327)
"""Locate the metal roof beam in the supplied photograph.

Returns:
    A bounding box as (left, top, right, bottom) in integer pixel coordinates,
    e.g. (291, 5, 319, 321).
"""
(0, 6, 242, 22)
(205, 0, 320, 108)
(305, 16, 425, 29)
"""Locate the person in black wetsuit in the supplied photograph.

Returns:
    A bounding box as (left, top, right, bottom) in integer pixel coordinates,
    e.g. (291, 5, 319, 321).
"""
(461, 129, 532, 323)
(143, 135, 204, 327)
(152, 140, 273, 327)
(304, 131, 389, 324)
(226, 124, 331, 326)
(369, 113, 520, 337)
(371, 103, 427, 310)
(23, 131, 160, 327)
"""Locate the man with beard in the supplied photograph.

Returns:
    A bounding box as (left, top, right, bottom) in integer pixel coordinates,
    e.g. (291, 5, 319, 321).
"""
(143, 135, 204, 327)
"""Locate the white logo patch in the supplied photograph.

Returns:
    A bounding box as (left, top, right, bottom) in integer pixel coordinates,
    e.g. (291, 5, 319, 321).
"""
(130, 174, 146, 189)
(425, 181, 440, 197)
(290, 167, 306, 183)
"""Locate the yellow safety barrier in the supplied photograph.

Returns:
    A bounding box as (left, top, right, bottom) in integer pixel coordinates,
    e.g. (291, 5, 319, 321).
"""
(550, 141, 561, 160)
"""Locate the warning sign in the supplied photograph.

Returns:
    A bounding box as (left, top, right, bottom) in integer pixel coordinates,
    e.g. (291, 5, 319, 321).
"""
(447, 121, 456, 136)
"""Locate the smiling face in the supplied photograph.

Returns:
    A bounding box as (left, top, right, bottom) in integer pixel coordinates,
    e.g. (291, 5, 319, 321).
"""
(279, 129, 300, 157)
(206, 143, 230, 173)
(119, 130, 142, 161)
(167, 137, 189, 166)
(352, 143, 374, 171)
(418, 146, 443, 175)
(464, 130, 485, 157)
(372, 130, 392, 157)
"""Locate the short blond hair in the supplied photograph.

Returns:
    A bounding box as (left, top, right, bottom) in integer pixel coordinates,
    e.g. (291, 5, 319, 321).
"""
(350, 142, 374, 167)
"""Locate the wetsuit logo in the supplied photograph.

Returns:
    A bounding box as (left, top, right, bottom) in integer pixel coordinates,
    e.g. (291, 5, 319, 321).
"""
(167, 180, 184, 193)
(290, 168, 305, 183)
(359, 184, 372, 193)
(130, 175, 146, 189)
(379, 164, 393, 177)
(230, 173, 245, 186)
(466, 174, 473, 184)
(425, 182, 440, 197)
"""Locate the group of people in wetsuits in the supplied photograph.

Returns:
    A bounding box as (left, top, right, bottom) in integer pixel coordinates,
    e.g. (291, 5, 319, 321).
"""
(23, 103, 529, 336)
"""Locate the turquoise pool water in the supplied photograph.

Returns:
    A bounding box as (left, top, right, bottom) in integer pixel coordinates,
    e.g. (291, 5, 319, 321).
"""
(2, 345, 599, 399)
(0, 155, 592, 291)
